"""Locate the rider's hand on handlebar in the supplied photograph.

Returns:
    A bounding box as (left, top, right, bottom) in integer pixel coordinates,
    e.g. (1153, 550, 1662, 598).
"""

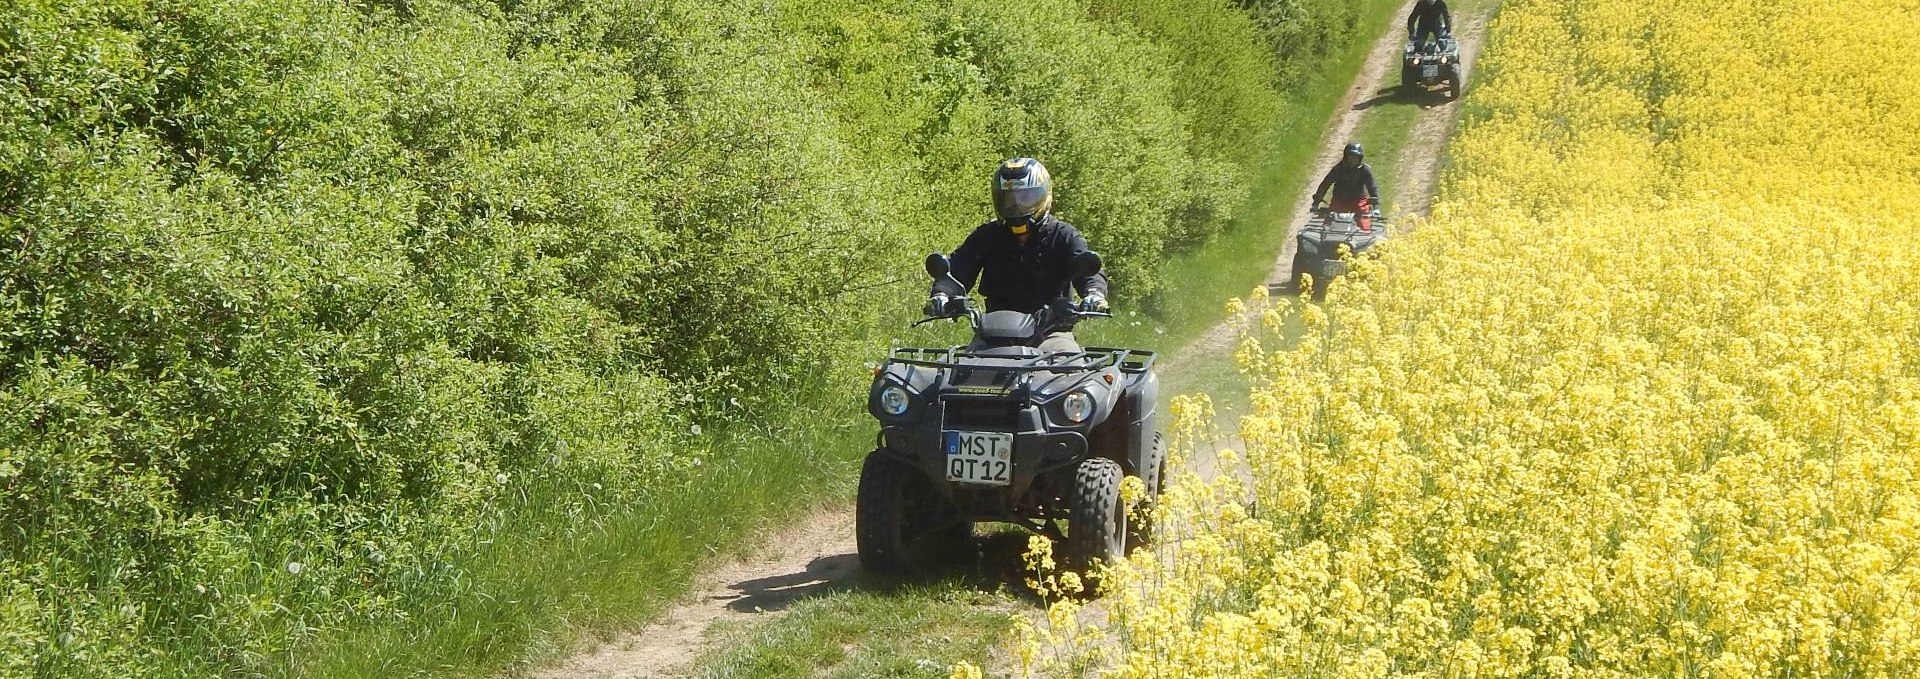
(1079, 293, 1109, 314)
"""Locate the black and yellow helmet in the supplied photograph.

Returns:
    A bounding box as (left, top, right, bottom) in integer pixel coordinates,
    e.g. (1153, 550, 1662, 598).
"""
(992, 157, 1053, 235)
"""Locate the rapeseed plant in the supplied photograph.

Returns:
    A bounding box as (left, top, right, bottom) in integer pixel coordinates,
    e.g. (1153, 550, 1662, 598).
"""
(1018, 0, 1920, 675)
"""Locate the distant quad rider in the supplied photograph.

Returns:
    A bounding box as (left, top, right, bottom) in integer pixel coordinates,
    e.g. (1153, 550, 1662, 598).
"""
(1312, 143, 1383, 232)
(928, 158, 1110, 353)
(1408, 0, 1453, 45)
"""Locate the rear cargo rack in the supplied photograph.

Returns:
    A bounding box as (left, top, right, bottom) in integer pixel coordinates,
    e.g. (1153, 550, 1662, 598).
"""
(886, 346, 1155, 374)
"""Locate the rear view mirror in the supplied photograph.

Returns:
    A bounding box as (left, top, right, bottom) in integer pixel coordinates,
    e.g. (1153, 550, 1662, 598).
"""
(1071, 250, 1103, 280)
(926, 253, 967, 297)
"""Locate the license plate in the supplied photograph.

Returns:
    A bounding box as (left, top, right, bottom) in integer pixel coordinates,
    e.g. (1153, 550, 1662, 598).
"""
(944, 431, 1012, 486)
(1422, 65, 1439, 79)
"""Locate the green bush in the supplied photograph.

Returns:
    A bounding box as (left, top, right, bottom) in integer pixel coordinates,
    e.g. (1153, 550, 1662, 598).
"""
(0, 0, 1390, 674)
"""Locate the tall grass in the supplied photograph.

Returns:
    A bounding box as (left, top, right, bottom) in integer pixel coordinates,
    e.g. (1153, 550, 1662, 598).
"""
(294, 385, 875, 678)
(1108, 0, 1412, 345)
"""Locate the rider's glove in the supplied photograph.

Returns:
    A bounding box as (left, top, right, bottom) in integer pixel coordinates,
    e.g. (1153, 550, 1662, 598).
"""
(924, 293, 950, 318)
(1079, 293, 1109, 314)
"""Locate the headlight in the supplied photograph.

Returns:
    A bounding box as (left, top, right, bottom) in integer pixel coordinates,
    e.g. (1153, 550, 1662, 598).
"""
(880, 385, 911, 416)
(1063, 391, 1095, 424)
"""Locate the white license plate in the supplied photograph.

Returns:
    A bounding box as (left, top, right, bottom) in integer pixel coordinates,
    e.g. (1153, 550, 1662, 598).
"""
(1422, 65, 1439, 79)
(944, 431, 1012, 486)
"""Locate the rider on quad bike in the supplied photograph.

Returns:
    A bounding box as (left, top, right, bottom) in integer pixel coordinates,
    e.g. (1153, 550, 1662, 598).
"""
(1312, 142, 1383, 232)
(926, 157, 1110, 349)
(1401, 0, 1463, 98)
(860, 158, 1164, 584)
(1408, 0, 1453, 45)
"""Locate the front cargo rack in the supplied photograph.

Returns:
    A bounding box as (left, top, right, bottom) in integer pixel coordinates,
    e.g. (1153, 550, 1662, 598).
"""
(886, 346, 1156, 374)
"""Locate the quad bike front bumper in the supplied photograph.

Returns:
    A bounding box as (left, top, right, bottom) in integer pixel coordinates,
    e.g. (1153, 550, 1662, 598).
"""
(1409, 61, 1459, 85)
(1311, 257, 1350, 279)
(876, 422, 1089, 503)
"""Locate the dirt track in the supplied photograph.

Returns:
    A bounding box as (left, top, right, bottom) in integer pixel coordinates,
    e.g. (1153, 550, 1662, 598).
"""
(1173, 0, 1492, 367)
(531, 513, 858, 679)
(530, 4, 1493, 676)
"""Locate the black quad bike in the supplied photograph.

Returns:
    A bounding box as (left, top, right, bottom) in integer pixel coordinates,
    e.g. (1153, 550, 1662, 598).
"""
(856, 251, 1165, 579)
(1290, 208, 1386, 301)
(1402, 34, 1463, 100)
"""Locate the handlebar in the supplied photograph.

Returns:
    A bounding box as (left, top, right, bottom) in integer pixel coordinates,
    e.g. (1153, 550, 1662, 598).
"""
(910, 296, 1111, 328)
(912, 296, 974, 327)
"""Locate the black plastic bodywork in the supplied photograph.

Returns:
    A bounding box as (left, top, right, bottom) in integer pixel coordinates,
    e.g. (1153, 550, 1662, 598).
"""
(867, 346, 1160, 532)
(1294, 211, 1385, 283)
(1402, 36, 1462, 92)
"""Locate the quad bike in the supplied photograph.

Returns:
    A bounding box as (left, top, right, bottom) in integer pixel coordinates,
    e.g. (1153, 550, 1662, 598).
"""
(1290, 208, 1386, 301)
(856, 251, 1165, 581)
(1402, 34, 1463, 99)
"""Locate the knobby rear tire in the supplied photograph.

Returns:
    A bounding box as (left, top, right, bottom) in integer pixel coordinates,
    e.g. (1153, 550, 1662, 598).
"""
(1127, 431, 1167, 551)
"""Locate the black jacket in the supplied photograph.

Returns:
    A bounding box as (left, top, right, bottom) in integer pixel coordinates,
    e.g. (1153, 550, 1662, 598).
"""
(1408, 0, 1452, 35)
(944, 216, 1109, 314)
(1314, 163, 1381, 204)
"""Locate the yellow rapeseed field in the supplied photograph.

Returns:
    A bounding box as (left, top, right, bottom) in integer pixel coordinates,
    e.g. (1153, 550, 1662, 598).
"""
(992, 0, 1920, 676)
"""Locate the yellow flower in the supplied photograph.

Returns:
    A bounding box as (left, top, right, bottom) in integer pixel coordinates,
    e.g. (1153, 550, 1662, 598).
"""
(1029, 0, 1920, 675)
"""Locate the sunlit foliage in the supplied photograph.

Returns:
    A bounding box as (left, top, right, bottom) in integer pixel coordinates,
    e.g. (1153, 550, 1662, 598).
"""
(1024, 0, 1920, 675)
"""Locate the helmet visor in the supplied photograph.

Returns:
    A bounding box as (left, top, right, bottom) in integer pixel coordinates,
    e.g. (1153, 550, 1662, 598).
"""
(993, 185, 1050, 223)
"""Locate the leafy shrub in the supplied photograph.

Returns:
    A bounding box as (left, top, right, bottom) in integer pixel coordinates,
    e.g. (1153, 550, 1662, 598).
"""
(0, 0, 1390, 673)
